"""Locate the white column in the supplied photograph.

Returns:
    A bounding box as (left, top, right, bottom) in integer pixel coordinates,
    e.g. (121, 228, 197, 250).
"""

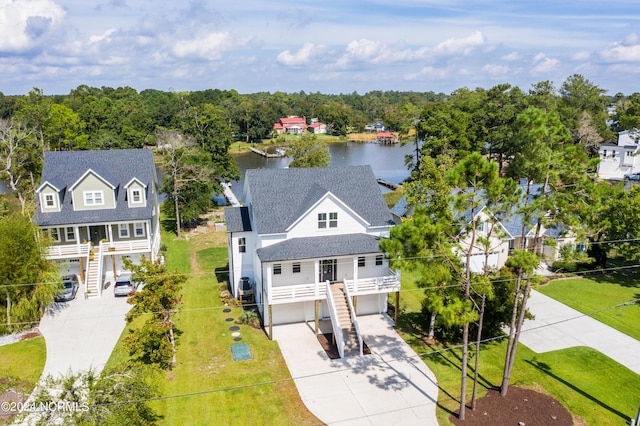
(74, 225, 80, 251)
(107, 223, 113, 242)
(353, 256, 359, 292)
(314, 260, 320, 296)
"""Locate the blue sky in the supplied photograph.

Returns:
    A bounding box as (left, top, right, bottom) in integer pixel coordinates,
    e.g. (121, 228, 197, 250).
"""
(1, 0, 639, 96)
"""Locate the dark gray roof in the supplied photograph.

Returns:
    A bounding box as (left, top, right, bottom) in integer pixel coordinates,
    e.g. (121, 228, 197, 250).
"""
(224, 207, 251, 232)
(257, 233, 384, 262)
(34, 149, 156, 226)
(245, 165, 393, 234)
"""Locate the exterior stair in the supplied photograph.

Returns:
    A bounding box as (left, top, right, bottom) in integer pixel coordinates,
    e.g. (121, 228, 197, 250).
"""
(85, 249, 102, 298)
(330, 282, 360, 356)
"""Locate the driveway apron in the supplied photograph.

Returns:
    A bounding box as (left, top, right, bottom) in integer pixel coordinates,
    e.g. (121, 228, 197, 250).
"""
(275, 314, 439, 426)
(38, 287, 132, 378)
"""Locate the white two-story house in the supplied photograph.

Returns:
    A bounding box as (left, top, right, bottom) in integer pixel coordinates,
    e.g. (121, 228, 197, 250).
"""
(34, 149, 161, 298)
(598, 129, 640, 180)
(225, 166, 400, 355)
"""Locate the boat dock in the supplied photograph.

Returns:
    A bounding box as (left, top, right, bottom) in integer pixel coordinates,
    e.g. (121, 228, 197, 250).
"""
(250, 147, 284, 158)
(377, 179, 402, 190)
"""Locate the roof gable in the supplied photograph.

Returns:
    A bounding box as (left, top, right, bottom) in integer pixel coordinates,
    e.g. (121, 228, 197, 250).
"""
(245, 166, 392, 235)
(69, 168, 116, 191)
(285, 191, 370, 232)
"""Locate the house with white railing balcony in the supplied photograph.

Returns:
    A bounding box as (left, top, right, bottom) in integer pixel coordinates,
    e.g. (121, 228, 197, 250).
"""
(224, 166, 400, 354)
(34, 149, 161, 298)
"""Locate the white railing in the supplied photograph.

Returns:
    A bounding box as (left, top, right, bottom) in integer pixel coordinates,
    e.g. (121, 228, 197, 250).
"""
(343, 280, 363, 356)
(325, 281, 345, 359)
(96, 246, 104, 297)
(83, 250, 91, 295)
(268, 269, 400, 304)
(47, 242, 91, 259)
(100, 239, 151, 254)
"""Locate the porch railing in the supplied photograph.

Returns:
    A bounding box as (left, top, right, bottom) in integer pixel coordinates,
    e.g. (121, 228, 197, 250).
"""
(325, 281, 345, 359)
(47, 243, 91, 259)
(268, 269, 400, 304)
(100, 239, 151, 253)
(343, 279, 363, 356)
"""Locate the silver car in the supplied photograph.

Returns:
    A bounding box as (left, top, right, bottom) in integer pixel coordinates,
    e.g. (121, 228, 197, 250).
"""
(55, 275, 79, 302)
(113, 272, 138, 297)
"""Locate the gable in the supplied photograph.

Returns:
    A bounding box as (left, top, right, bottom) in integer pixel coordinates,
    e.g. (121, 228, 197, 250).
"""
(71, 172, 116, 210)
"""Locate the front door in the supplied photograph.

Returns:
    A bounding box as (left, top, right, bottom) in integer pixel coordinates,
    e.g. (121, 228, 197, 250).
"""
(319, 259, 337, 283)
(89, 225, 106, 246)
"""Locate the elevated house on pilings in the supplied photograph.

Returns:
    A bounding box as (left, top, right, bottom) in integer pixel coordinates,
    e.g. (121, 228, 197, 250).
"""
(224, 166, 400, 358)
(34, 149, 161, 298)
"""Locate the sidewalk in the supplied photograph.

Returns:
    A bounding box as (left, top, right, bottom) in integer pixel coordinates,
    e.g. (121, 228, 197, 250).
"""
(519, 290, 640, 375)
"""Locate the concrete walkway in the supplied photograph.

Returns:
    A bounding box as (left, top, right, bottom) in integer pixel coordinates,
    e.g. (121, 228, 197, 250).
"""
(38, 285, 132, 378)
(519, 290, 640, 375)
(275, 314, 439, 426)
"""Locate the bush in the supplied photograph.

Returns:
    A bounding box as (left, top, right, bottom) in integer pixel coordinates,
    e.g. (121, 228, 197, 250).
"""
(239, 310, 260, 327)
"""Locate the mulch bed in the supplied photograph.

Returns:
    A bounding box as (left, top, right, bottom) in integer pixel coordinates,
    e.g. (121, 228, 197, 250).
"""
(317, 333, 371, 359)
(450, 386, 574, 426)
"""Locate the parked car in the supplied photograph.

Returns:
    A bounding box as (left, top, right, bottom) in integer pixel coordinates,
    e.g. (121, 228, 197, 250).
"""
(113, 272, 138, 297)
(238, 277, 254, 303)
(624, 172, 640, 180)
(55, 275, 79, 302)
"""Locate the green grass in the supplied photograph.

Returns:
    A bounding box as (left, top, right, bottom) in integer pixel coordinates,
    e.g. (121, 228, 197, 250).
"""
(396, 268, 640, 425)
(106, 221, 318, 425)
(537, 274, 640, 340)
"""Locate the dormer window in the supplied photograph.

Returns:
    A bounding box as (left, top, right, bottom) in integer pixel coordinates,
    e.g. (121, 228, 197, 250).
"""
(131, 189, 142, 204)
(44, 194, 56, 208)
(84, 191, 104, 206)
(318, 212, 338, 229)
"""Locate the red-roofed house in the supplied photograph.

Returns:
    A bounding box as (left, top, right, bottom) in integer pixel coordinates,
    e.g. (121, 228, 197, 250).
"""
(273, 116, 307, 135)
(376, 132, 398, 144)
(308, 121, 327, 134)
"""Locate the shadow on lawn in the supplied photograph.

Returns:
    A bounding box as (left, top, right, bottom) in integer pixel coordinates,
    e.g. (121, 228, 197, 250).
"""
(526, 359, 630, 422)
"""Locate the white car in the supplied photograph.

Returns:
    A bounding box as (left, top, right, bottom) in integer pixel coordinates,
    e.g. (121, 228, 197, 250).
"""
(624, 172, 640, 180)
(113, 272, 139, 297)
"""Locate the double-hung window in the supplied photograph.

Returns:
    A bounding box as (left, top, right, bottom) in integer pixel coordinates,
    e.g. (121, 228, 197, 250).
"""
(134, 222, 145, 237)
(131, 189, 142, 203)
(119, 223, 129, 238)
(44, 194, 56, 208)
(318, 213, 327, 229)
(66, 227, 76, 242)
(358, 256, 366, 267)
(84, 191, 104, 206)
(273, 264, 282, 275)
(238, 237, 246, 253)
(329, 212, 338, 228)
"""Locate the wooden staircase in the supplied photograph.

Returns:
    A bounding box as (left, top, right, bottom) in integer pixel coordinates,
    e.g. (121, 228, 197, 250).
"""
(85, 248, 102, 298)
(330, 282, 359, 356)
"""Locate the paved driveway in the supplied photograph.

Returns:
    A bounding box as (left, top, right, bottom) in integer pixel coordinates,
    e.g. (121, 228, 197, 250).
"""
(274, 314, 439, 426)
(38, 285, 132, 378)
(519, 290, 640, 375)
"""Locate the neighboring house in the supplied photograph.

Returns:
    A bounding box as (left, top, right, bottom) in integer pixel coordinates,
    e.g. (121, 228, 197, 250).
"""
(273, 116, 307, 135)
(597, 129, 640, 180)
(376, 132, 398, 144)
(224, 166, 400, 354)
(365, 121, 385, 132)
(390, 184, 580, 272)
(34, 149, 161, 298)
(308, 121, 328, 134)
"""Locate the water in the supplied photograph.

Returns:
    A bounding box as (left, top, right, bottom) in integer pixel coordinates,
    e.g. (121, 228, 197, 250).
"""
(229, 141, 416, 203)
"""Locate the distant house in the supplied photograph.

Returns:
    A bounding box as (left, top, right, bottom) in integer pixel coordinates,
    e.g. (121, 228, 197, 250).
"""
(376, 132, 398, 144)
(273, 116, 307, 135)
(308, 121, 328, 134)
(365, 121, 385, 132)
(224, 166, 399, 356)
(597, 129, 640, 180)
(34, 149, 161, 298)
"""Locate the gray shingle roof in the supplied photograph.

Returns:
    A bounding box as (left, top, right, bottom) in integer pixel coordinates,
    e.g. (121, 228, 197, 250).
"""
(245, 165, 393, 234)
(256, 233, 384, 262)
(224, 207, 251, 232)
(34, 149, 156, 226)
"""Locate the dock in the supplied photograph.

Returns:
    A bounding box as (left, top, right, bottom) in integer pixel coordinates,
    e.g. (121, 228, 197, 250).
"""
(377, 179, 402, 190)
(250, 147, 284, 158)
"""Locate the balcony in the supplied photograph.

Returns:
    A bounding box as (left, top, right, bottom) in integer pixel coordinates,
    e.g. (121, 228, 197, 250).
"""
(268, 269, 400, 305)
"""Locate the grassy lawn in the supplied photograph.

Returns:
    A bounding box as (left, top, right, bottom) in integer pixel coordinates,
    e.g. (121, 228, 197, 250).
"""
(106, 217, 318, 425)
(397, 270, 640, 425)
(0, 337, 46, 424)
(537, 274, 640, 340)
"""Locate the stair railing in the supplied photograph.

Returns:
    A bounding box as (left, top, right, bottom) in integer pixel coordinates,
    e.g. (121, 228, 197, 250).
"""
(343, 280, 363, 356)
(325, 280, 345, 358)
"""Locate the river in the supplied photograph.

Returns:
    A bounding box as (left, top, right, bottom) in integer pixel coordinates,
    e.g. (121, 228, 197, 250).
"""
(227, 141, 416, 203)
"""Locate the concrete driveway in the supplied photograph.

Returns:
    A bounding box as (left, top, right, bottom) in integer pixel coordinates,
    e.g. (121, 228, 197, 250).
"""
(274, 314, 439, 426)
(38, 284, 132, 378)
(519, 290, 640, 375)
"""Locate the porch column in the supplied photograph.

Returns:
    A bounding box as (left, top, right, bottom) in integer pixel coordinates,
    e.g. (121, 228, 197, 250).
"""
(352, 257, 358, 292)
(107, 223, 113, 242)
(314, 300, 319, 335)
(74, 225, 80, 251)
(313, 260, 319, 296)
(104, 224, 108, 242)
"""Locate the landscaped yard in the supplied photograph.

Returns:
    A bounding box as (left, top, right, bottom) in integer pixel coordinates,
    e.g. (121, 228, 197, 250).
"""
(106, 218, 319, 425)
(396, 269, 640, 425)
(537, 274, 640, 340)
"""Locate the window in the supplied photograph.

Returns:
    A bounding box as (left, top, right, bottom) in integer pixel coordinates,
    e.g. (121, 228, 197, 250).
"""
(627, 151, 633, 157)
(119, 223, 129, 238)
(329, 212, 338, 228)
(134, 222, 145, 237)
(84, 191, 104, 206)
(49, 228, 60, 242)
(603, 150, 607, 157)
(293, 262, 301, 273)
(318, 213, 327, 229)
(66, 227, 76, 242)
(238, 237, 246, 253)
(612, 151, 617, 158)
(375, 255, 384, 266)
(358, 256, 365, 267)
(131, 189, 142, 203)
(273, 264, 282, 275)
(44, 193, 56, 208)
(476, 221, 488, 234)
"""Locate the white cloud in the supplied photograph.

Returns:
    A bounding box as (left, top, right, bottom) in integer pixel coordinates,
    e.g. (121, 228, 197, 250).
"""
(571, 50, 591, 61)
(531, 53, 559, 73)
(502, 51, 522, 61)
(172, 32, 233, 60)
(0, 0, 65, 51)
(404, 66, 450, 80)
(600, 33, 640, 62)
(89, 28, 117, 44)
(434, 31, 486, 56)
(482, 64, 510, 75)
(277, 42, 317, 66)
